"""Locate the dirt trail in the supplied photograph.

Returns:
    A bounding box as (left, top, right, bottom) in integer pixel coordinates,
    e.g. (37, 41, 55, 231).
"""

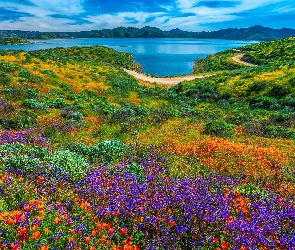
(124, 53, 256, 85)
(231, 54, 258, 67)
(124, 69, 213, 85)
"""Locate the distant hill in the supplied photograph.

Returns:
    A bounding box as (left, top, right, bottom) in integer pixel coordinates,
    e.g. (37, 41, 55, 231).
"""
(0, 25, 295, 41)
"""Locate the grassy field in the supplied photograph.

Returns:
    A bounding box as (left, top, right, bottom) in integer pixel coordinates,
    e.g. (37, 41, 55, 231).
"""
(0, 38, 294, 249)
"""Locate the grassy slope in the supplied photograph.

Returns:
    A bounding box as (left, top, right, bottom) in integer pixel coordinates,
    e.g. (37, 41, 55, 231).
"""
(0, 38, 295, 249)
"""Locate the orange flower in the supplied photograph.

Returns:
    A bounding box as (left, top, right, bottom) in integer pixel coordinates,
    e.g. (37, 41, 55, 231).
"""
(213, 238, 219, 243)
(109, 228, 115, 234)
(91, 230, 97, 237)
(90, 246, 96, 250)
(32, 224, 39, 231)
(54, 217, 60, 224)
(98, 235, 107, 244)
(69, 237, 74, 243)
(32, 231, 41, 240)
(45, 228, 50, 234)
(85, 237, 91, 243)
(40, 246, 49, 250)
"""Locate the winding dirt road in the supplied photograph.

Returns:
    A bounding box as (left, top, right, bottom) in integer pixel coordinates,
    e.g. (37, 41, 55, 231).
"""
(124, 69, 213, 85)
(231, 54, 258, 67)
(124, 54, 256, 85)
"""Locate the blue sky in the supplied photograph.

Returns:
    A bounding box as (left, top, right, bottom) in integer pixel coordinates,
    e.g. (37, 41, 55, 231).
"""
(0, 0, 294, 31)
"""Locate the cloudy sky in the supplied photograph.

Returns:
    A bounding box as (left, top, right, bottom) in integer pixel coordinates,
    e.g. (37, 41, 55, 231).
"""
(0, 0, 294, 32)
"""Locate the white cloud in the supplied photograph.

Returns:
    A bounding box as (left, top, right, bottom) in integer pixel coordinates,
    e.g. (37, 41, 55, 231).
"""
(274, 4, 295, 13)
(84, 11, 166, 30)
(27, 0, 85, 15)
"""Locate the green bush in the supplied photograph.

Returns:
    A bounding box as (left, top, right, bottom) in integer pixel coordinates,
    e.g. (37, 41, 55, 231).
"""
(126, 163, 145, 184)
(249, 97, 277, 110)
(204, 120, 235, 138)
(22, 99, 48, 110)
(68, 111, 84, 123)
(16, 110, 38, 129)
(269, 85, 289, 98)
(94, 139, 127, 162)
(51, 150, 88, 180)
(247, 81, 267, 93)
(264, 125, 295, 139)
(2, 154, 40, 174)
(50, 98, 67, 108)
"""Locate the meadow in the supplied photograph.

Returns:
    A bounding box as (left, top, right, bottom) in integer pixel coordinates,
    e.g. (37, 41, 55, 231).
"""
(0, 38, 294, 249)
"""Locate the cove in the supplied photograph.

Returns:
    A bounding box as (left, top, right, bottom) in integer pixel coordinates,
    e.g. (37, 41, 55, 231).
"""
(0, 38, 257, 76)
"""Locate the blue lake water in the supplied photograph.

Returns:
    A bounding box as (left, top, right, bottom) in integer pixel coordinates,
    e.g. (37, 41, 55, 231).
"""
(0, 38, 257, 76)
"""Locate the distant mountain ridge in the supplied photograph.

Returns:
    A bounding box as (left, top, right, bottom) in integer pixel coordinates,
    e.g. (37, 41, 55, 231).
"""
(0, 25, 294, 41)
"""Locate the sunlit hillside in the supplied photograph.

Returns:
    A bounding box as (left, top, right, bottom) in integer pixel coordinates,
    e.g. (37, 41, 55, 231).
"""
(0, 38, 294, 249)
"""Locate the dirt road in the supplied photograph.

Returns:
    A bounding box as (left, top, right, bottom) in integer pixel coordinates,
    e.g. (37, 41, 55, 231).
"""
(231, 54, 258, 67)
(124, 69, 213, 85)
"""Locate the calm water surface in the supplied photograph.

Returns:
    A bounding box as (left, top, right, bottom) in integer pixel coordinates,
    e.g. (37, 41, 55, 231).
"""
(0, 38, 257, 76)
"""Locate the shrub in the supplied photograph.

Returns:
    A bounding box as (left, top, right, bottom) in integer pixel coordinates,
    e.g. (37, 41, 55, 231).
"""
(126, 163, 145, 184)
(22, 99, 48, 110)
(227, 113, 252, 125)
(112, 107, 136, 123)
(50, 98, 67, 108)
(264, 125, 295, 139)
(67, 111, 84, 123)
(204, 120, 235, 138)
(94, 139, 127, 162)
(41, 69, 57, 77)
(68, 142, 91, 156)
(0, 76, 11, 86)
(16, 110, 38, 129)
(269, 85, 289, 98)
(51, 150, 88, 180)
(250, 97, 277, 110)
(247, 81, 267, 93)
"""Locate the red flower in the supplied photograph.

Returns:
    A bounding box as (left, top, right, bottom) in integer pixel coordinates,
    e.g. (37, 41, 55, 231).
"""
(221, 241, 229, 249)
(213, 238, 219, 243)
(121, 228, 128, 235)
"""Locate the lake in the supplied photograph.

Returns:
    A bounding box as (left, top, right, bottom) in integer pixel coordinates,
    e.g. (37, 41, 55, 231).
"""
(0, 38, 257, 76)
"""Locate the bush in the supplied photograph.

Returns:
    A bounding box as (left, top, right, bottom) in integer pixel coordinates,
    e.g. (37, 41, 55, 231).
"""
(264, 125, 295, 139)
(112, 107, 136, 123)
(250, 97, 277, 110)
(204, 120, 235, 138)
(16, 110, 38, 129)
(69, 140, 127, 163)
(247, 81, 267, 93)
(22, 99, 48, 110)
(94, 139, 127, 162)
(51, 150, 88, 180)
(227, 113, 252, 125)
(50, 98, 67, 108)
(126, 163, 145, 184)
(269, 85, 289, 98)
(68, 111, 84, 124)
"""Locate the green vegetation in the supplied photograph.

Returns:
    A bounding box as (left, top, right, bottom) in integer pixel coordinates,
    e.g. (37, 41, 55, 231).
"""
(0, 38, 31, 45)
(0, 36, 295, 249)
(1, 25, 295, 40)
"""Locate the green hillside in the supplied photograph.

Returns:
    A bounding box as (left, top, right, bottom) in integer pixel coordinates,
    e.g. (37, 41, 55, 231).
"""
(0, 38, 294, 249)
